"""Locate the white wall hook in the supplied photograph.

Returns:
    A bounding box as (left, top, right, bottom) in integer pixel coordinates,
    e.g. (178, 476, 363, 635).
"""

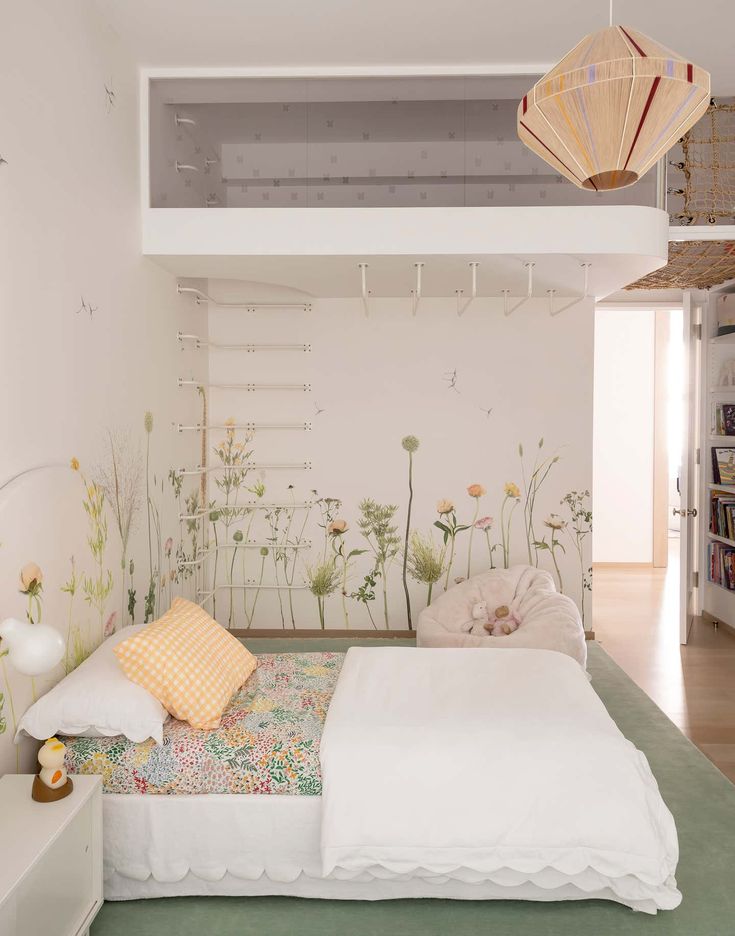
(358, 262, 371, 317)
(550, 262, 592, 317)
(457, 262, 480, 316)
(411, 262, 425, 317)
(175, 113, 196, 128)
(176, 161, 199, 173)
(504, 261, 535, 317)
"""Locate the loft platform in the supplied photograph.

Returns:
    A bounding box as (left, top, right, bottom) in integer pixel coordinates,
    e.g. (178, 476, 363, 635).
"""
(143, 204, 668, 300)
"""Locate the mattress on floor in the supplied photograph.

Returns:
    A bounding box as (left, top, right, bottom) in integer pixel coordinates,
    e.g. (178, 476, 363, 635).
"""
(103, 792, 670, 911)
(63, 652, 343, 795)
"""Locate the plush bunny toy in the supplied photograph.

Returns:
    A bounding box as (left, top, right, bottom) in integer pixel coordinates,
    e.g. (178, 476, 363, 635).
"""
(469, 601, 490, 634)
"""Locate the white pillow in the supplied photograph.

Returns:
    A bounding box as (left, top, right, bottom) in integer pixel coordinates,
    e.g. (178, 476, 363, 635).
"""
(17, 625, 169, 745)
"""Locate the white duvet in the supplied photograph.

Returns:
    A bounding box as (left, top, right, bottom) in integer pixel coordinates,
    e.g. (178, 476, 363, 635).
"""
(319, 647, 681, 914)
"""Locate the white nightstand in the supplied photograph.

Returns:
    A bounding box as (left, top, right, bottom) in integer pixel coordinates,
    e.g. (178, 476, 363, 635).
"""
(0, 774, 102, 936)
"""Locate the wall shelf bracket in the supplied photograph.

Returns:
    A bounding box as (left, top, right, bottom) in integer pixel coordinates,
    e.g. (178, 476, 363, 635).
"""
(457, 262, 480, 316)
(411, 262, 425, 316)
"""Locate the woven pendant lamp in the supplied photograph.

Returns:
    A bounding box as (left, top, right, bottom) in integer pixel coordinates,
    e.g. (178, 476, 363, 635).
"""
(518, 25, 710, 191)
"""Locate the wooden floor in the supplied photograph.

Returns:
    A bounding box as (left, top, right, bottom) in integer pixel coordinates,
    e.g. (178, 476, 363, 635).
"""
(593, 540, 735, 783)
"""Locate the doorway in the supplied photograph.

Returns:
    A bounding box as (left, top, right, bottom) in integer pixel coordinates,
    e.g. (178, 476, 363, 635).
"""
(593, 304, 685, 569)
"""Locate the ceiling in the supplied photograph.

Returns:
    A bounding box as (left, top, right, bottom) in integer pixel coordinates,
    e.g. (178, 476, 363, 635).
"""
(96, 0, 735, 94)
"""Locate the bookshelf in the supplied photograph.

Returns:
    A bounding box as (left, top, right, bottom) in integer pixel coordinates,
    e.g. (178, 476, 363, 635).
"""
(703, 284, 735, 622)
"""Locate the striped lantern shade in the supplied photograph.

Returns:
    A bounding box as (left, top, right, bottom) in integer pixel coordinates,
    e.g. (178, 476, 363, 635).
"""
(518, 26, 710, 191)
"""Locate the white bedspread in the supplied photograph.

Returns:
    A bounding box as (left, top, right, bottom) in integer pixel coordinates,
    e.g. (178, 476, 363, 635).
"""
(319, 647, 681, 913)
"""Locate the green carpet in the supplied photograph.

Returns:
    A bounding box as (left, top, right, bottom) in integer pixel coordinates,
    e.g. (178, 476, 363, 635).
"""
(92, 641, 735, 936)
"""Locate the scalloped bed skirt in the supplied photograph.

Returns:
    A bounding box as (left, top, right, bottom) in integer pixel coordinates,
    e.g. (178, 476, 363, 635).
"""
(103, 792, 671, 912)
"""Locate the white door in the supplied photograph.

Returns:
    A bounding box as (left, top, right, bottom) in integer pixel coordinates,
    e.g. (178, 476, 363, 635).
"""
(678, 292, 702, 645)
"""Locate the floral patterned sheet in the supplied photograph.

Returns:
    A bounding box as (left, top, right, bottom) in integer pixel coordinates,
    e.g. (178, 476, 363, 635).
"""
(63, 652, 344, 795)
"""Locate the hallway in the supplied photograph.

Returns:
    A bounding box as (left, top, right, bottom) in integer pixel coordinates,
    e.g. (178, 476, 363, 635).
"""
(594, 546, 735, 783)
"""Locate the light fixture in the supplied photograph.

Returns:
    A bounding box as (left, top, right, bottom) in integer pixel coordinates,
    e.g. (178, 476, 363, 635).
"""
(0, 617, 65, 677)
(518, 17, 710, 191)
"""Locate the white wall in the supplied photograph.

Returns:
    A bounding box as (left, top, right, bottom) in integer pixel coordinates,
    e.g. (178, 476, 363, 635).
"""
(593, 308, 655, 563)
(0, 1, 203, 774)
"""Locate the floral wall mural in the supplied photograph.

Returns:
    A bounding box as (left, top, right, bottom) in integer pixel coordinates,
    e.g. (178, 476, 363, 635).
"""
(180, 427, 593, 633)
(182, 288, 595, 635)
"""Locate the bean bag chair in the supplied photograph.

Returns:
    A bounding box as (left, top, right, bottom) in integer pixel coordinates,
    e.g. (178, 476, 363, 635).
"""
(416, 565, 586, 668)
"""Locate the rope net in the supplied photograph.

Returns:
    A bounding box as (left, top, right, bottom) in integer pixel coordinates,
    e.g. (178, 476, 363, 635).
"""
(628, 240, 735, 290)
(669, 99, 735, 226)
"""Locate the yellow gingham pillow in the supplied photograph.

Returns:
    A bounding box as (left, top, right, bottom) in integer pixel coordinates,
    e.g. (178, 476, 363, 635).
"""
(113, 598, 257, 729)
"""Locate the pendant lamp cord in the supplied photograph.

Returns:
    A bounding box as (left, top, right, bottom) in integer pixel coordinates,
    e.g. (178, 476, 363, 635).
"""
(609, 0, 613, 26)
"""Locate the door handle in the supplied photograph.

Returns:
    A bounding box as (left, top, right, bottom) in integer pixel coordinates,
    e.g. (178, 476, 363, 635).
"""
(673, 507, 698, 518)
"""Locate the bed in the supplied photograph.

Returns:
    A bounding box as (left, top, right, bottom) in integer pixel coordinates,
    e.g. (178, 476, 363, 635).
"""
(63, 647, 681, 914)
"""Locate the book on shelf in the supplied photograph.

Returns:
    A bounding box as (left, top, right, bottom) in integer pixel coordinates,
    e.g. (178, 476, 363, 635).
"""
(713, 403, 735, 436)
(712, 446, 735, 484)
(709, 540, 735, 591)
(710, 489, 735, 540)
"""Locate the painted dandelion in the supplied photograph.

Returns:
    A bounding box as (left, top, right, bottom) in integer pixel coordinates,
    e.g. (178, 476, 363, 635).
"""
(401, 435, 420, 629)
(305, 559, 341, 629)
(406, 532, 446, 605)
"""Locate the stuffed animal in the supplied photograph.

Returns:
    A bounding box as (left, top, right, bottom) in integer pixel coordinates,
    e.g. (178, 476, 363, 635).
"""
(38, 737, 68, 790)
(469, 601, 522, 637)
(469, 601, 490, 633)
(31, 736, 74, 802)
(484, 604, 521, 637)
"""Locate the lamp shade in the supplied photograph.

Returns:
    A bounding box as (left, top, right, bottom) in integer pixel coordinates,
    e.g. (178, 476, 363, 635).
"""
(0, 617, 65, 677)
(518, 26, 710, 191)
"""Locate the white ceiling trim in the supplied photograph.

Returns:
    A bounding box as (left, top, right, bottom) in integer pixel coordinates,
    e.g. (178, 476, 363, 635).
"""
(141, 64, 553, 79)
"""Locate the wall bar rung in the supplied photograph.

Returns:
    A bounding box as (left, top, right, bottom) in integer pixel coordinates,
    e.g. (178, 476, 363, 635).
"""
(180, 502, 313, 520)
(182, 542, 312, 566)
(197, 584, 309, 594)
(177, 284, 311, 312)
(178, 333, 311, 353)
(212, 542, 312, 551)
(177, 422, 312, 432)
(176, 463, 311, 475)
(178, 378, 311, 392)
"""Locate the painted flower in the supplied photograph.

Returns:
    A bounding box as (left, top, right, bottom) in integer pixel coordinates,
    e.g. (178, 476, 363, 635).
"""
(70, 457, 80, 471)
(436, 499, 454, 515)
(467, 484, 486, 498)
(475, 516, 494, 531)
(401, 435, 420, 453)
(328, 519, 348, 536)
(164, 537, 173, 556)
(504, 482, 521, 499)
(103, 612, 118, 639)
(544, 514, 567, 531)
(144, 411, 153, 434)
(19, 562, 43, 594)
(233, 530, 243, 543)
